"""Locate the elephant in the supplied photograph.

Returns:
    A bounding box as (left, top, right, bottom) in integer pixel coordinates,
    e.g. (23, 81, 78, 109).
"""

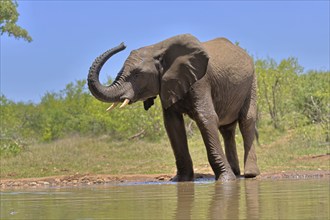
(87, 34, 260, 181)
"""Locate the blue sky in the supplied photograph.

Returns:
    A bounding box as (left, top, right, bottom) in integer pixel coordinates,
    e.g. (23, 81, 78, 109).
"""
(1, 1, 329, 103)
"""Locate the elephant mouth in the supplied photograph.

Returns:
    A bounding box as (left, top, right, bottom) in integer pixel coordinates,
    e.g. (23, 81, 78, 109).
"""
(106, 98, 131, 111)
(105, 90, 153, 112)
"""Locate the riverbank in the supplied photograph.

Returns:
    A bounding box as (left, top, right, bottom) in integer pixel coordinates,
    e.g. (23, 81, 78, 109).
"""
(1, 170, 329, 189)
(1, 133, 329, 189)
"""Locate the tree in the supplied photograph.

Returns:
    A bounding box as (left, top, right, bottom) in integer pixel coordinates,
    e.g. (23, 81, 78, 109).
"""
(0, 0, 32, 42)
(296, 71, 330, 142)
(256, 57, 302, 129)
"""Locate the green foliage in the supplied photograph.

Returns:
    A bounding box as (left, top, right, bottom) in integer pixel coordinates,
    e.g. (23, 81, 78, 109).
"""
(294, 71, 330, 142)
(256, 57, 329, 144)
(0, 0, 32, 42)
(256, 57, 302, 129)
(0, 58, 329, 157)
(0, 138, 24, 157)
(0, 95, 40, 142)
(296, 71, 329, 122)
(1, 80, 165, 143)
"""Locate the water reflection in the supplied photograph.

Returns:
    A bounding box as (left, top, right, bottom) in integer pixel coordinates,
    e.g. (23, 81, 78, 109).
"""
(174, 179, 261, 219)
(1, 179, 329, 219)
(244, 179, 260, 219)
(209, 181, 242, 219)
(174, 178, 329, 219)
(175, 182, 195, 219)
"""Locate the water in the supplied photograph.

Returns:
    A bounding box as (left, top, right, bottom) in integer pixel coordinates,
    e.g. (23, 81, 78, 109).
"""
(1, 179, 329, 219)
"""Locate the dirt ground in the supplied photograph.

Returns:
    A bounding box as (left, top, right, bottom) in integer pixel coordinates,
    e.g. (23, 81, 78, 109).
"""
(1, 170, 329, 189)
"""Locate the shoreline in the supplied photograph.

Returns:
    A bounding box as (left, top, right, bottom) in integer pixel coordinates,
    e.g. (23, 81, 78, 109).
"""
(1, 170, 329, 189)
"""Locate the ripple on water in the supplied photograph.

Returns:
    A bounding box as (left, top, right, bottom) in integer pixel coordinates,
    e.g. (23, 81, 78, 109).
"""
(0, 179, 329, 219)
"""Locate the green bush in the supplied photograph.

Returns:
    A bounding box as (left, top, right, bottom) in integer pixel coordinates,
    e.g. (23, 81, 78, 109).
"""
(0, 138, 24, 157)
(0, 59, 329, 153)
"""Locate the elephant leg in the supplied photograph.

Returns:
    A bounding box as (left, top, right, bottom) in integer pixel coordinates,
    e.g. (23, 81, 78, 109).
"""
(163, 108, 194, 182)
(195, 110, 236, 181)
(219, 121, 241, 176)
(239, 107, 260, 178)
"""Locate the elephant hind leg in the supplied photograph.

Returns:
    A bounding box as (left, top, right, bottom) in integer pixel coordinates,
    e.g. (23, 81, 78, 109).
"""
(239, 109, 260, 178)
(219, 121, 241, 176)
(238, 75, 260, 178)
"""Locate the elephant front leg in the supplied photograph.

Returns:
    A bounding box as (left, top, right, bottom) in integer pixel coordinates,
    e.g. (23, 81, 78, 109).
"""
(195, 112, 236, 181)
(163, 109, 194, 182)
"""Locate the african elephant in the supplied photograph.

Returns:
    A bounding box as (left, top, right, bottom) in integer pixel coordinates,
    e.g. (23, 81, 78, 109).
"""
(87, 34, 260, 181)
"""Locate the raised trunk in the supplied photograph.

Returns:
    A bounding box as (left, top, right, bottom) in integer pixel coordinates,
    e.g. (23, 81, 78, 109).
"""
(87, 43, 127, 103)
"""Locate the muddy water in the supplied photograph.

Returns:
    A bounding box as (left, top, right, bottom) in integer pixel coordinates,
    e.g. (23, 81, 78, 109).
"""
(1, 179, 329, 219)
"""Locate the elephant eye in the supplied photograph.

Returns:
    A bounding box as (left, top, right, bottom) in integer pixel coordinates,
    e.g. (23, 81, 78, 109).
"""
(134, 67, 144, 75)
(133, 71, 140, 79)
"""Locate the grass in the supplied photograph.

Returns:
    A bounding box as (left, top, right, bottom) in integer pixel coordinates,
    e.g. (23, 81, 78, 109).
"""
(0, 136, 176, 178)
(257, 127, 329, 172)
(0, 128, 329, 179)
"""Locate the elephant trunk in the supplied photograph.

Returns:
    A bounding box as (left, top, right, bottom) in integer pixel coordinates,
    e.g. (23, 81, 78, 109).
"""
(87, 43, 127, 103)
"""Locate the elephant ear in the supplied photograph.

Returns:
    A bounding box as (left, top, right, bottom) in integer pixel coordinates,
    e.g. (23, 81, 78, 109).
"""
(159, 34, 209, 109)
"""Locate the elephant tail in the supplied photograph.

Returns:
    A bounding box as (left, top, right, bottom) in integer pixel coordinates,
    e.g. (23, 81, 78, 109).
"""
(255, 126, 260, 145)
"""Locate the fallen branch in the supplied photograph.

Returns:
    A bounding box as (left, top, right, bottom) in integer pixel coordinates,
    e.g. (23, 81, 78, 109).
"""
(128, 130, 145, 140)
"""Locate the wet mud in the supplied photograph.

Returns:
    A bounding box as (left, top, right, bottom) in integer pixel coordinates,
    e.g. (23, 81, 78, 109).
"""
(1, 170, 329, 189)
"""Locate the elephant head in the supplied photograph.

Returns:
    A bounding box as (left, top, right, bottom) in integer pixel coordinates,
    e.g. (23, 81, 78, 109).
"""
(87, 34, 209, 111)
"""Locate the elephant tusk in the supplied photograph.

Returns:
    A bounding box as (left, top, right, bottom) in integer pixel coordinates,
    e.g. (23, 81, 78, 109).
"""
(106, 103, 119, 111)
(119, 99, 130, 108)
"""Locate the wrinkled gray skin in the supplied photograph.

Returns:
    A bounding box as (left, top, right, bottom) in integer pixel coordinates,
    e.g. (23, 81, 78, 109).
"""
(88, 34, 260, 181)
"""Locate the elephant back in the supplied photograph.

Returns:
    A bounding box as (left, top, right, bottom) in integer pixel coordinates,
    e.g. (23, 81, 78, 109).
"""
(202, 38, 255, 85)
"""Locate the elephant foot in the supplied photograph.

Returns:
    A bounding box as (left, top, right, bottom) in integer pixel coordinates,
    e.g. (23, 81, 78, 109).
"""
(244, 164, 260, 178)
(216, 171, 236, 182)
(171, 170, 194, 182)
(171, 172, 194, 182)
